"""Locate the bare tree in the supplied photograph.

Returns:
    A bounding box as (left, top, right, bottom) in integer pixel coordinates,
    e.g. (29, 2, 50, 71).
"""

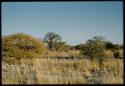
(44, 32, 62, 51)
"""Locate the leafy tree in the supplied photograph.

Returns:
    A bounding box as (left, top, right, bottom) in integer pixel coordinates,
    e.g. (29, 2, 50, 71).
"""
(81, 36, 105, 59)
(44, 32, 62, 51)
(81, 36, 106, 70)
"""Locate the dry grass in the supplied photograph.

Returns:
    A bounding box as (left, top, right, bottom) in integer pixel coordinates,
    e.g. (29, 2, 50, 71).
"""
(119, 49, 123, 58)
(2, 51, 123, 84)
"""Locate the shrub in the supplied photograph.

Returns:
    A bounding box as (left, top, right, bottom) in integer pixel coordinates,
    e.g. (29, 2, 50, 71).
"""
(113, 50, 121, 59)
(81, 36, 105, 60)
(2, 33, 46, 59)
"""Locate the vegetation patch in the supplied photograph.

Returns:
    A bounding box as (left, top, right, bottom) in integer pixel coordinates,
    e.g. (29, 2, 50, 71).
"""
(2, 33, 46, 61)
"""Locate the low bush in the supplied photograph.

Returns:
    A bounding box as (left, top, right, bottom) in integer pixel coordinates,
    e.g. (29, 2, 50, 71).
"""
(2, 33, 46, 60)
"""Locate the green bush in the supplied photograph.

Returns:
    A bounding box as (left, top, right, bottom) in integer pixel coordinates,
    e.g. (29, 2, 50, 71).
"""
(81, 36, 105, 60)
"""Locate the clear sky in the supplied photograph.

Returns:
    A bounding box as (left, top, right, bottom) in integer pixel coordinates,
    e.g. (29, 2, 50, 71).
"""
(2, 2, 123, 45)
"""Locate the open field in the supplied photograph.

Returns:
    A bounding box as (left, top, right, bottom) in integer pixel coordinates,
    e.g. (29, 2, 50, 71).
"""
(2, 51, 123, 84)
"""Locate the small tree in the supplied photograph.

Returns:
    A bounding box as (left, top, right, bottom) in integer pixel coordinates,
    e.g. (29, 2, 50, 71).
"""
(81, 36, 105, 59)
(44, 32, 62, 51)
(81, 36, 106, 70)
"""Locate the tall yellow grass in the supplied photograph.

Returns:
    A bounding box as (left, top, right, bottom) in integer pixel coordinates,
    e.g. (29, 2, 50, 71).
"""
(2, 53, 123, 84)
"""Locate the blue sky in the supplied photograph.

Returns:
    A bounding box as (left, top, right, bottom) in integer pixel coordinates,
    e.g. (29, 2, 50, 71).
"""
(2, 2, 123, 45)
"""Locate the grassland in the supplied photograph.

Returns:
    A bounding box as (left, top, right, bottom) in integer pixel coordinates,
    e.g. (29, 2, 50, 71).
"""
(2, 50, 123, 84)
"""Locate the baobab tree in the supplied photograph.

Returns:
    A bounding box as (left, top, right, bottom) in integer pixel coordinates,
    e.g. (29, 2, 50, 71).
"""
(44, 32, 62, 51)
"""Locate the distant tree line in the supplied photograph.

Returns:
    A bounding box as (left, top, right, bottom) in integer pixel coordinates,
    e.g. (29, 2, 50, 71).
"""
(2, 32, 123, 60)
(43, 32, 123, 59)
